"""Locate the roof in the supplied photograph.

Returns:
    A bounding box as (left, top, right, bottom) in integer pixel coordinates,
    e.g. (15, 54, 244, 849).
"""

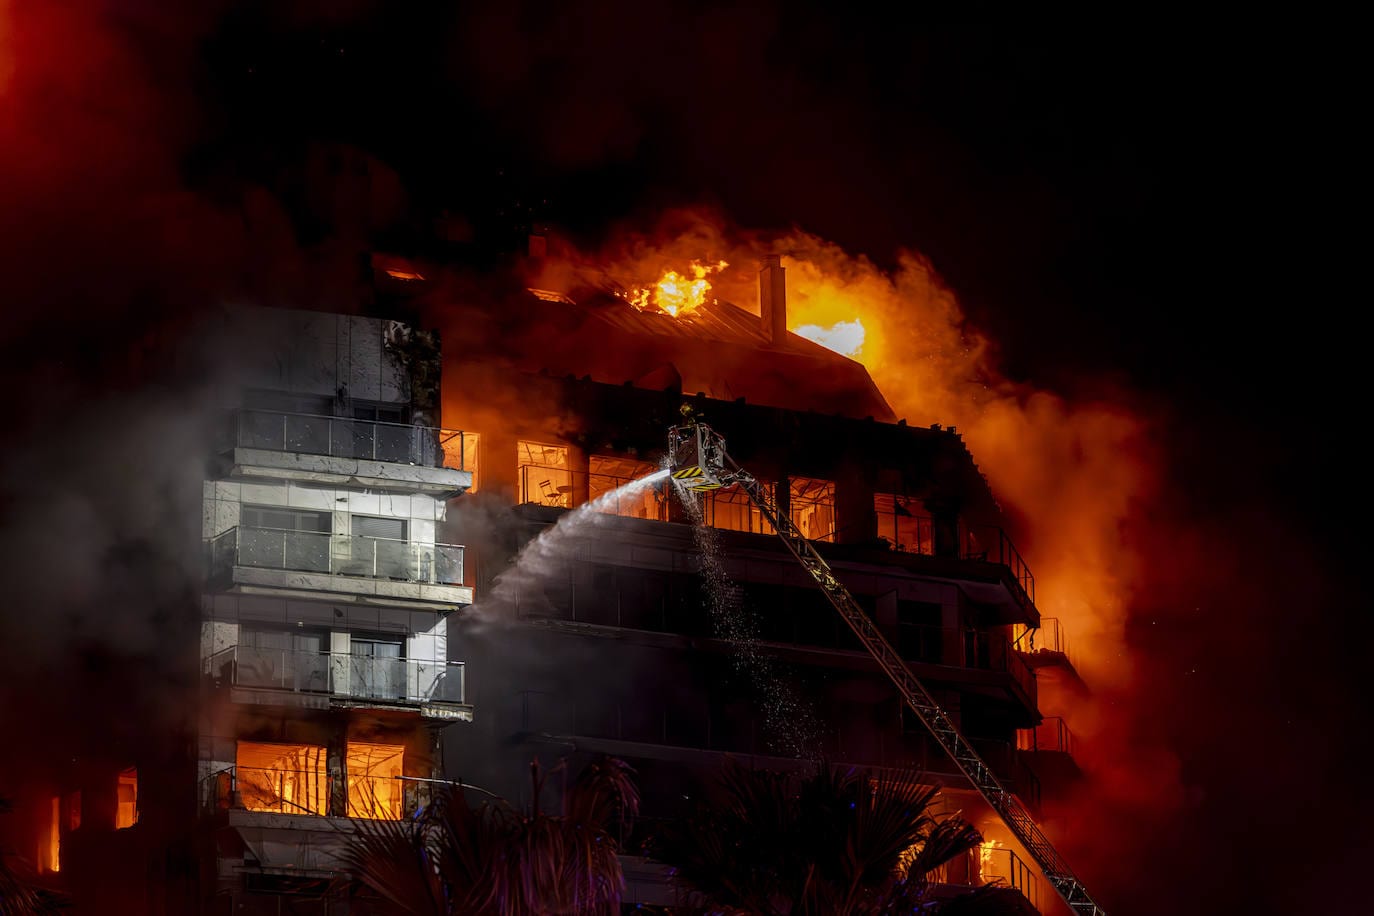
(517, 286, 894, 421)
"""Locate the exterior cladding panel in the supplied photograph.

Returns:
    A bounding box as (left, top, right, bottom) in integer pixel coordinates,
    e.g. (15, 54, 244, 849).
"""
(219, 307, 422, 409)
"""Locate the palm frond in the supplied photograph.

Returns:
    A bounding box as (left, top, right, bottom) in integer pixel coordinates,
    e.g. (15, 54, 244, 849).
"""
(335, 815, 445, 916)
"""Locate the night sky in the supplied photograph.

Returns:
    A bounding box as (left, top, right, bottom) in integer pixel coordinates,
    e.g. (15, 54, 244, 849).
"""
(0, 4, 1362, 914)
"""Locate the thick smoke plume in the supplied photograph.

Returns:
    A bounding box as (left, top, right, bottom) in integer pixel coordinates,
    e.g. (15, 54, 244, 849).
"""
(0, 0, 374, 824)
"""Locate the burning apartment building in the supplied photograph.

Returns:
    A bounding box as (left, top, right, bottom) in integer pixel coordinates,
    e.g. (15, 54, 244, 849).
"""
(10, 246, 1091, 914)
(195, 307, 475, 908)
(433, 251, 1092, 912)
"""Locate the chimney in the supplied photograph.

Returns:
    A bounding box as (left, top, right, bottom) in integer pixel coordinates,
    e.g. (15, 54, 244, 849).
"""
(759, 254, 787, 345)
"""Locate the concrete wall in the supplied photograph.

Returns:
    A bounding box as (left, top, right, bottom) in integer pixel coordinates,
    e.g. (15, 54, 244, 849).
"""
(202, 479, 447, 543)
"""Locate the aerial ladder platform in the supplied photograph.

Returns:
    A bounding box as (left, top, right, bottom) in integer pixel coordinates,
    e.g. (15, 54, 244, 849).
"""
(667, 420, 1108, 916)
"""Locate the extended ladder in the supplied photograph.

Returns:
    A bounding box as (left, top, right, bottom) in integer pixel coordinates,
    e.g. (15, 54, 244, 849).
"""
(709, 452, 1108, 916)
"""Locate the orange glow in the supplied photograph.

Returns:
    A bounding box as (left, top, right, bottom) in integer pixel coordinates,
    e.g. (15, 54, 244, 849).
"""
(346, 742, 405, 820)
(115, 767, 138, 829)
(384, 268, 425, 281)
(621, 259, 727, 317)
(584, 210, 1155, 685)
(976, 838, 1005, 883)
(235, 743, 327, 816)
(577, 210, 1179, 880)
(46, 795, 60, 873)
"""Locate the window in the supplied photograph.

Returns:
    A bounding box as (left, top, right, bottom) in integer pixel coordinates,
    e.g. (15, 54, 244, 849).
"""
(241, 505, 331, 532)
(239, 506, 331, 573)
(896, 601, 943, 663)
(44, 796, 60, 872)
(352, 403, 408, 424)
(350, 516, 409, 580)
(244, 390, 333, 416)
(789, 477, 836, 540)
(874, 493, 934, 555)
(351, 635, 405, 699)
(116, 767, 138, 828)
(443, 430, 480, 489)
(240, 392, 334, 454)
(235, 742, 328, 816)
(347, 743, 405, 820)
(348, 403, 412, 463)
(704, 486, 773, 535)
(589, 456, 663, 520)
(237, 627, 329, 692)
(517, 440, 570, 506)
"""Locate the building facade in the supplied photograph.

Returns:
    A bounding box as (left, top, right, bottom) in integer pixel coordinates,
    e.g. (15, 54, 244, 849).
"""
(195, 308, 473, 911)
(439, 258, 1087, 913)
(18, 260, 1087, 914)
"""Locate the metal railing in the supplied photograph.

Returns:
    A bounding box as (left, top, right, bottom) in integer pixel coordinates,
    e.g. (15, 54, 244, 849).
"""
(229, 408, 469, 470)
(516, 463, 670, 520)
(1017, 717, 1075, 756)
(208, 526, 464, 585)
(200, 766, 428, 821)
(962, 524, 1036, 607)
(202, 766, 332, 817)
(207, 646, 466, 705)
(1015, 617, 1076, 670)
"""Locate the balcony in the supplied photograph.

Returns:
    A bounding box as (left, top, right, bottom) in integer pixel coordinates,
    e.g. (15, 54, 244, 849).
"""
(207, 645, 470, 720)
(518, 463, 669, 520)
(207, 527, 472, 609)
(928, 843, 1043, 912)
(199, 769, 442, 823)
(217, 409, 473, 496)
(960, 524, 1036, 616)
(1016, 716, 1081, 786)
(890, 624, 1037, 712)
(1017, 717, 1075, 756)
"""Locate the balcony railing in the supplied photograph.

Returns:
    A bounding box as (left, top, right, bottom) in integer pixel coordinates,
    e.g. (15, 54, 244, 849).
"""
(894, 624, 1036, 702)
(517, 463, 669, 520)
(202, 766, 332, 817)
(962, 524, 1035, 607)
(228, 408, 469, 470)
(1014, 616, 1075, 669)
(207, 646, 466, 705)
(208, 526, 464, 586)
(200, 766, 430, 821)
(1016, 716, 1075, 756)
(927, 843, 1041, 909)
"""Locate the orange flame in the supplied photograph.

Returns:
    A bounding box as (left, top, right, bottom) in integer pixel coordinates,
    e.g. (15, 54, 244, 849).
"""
(622, 259, 727, 317)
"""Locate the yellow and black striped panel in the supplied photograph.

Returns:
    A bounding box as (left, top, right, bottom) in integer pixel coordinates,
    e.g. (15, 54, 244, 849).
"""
(672, 466, 705, 480)
(689, 481, 723, 491)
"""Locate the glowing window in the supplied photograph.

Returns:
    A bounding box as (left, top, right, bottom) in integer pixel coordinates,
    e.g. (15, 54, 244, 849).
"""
(874, 493, 934, 555)
(789, 478, 836, 541)
(589, 456, 664, 520)
(65, 791, 81, 831)
(115, 768, 138, 829)
(704, 486, 773, 535)
(346, 743, 406, 820)
(235, 742, 328, 816)
(517, 440, 571, 507)
(442, 431, 480, 489)
(45, 796, 60, 872)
